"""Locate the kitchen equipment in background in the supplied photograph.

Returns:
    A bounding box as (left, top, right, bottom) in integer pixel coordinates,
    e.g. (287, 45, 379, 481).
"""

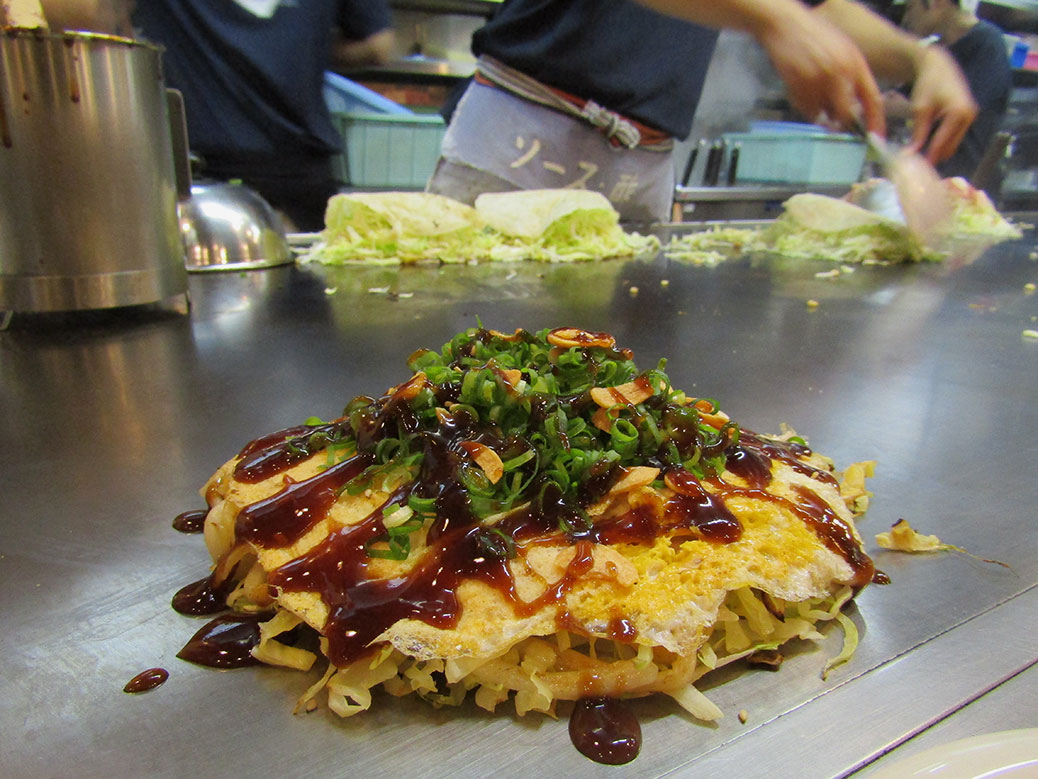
(0, 0, 47, 27)
(680, 138, 741, 188)
(721, 123, 866, 187)
(178, 181, 292, 272)
(323, 70, 445, 190)
(1006, 35, 1029, 69)
(671, 184, 848, 222)
(0, 30, 188, 313)
(332, 112, 446, 189)
(680, 139, 705, 186)
(323, 71, 413, 116)
(703, 141, 725, 186)
(673, 121, 857, 221)
(679, 123, 865, 190)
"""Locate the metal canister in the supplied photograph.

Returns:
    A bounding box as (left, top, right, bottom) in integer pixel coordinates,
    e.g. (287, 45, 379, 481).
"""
(0, 30, 187, 312)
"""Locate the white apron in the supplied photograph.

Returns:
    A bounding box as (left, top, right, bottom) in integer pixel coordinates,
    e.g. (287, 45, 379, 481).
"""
(427, 81, 676, 224)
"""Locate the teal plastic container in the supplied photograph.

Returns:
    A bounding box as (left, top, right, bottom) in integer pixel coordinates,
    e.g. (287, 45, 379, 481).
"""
(722, 130, 866, 186)
(332, 112, 446, 189)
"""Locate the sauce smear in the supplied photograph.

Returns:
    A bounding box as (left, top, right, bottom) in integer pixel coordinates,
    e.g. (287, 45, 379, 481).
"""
(177, 613, 266, 669)
(172, 573, 236, 616)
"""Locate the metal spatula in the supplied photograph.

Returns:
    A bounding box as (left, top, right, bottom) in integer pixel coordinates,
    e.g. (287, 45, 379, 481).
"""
(856, 125, 951, 241)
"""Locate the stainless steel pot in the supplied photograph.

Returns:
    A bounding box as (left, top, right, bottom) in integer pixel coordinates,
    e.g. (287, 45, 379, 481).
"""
(0, 30, 187, 312)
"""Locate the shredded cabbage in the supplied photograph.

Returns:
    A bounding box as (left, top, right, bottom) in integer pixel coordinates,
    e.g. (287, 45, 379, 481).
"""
(664, 226, 766, 265)
(285, 585, 861, 724)
(252, 611, 316, 671)
(876, 518, 950, 553)
(489, 208, 659, 263)
(943, 177, 1023, 239)
(764, 217, 940, 264)
(875, 519, 1010, 569)
(303, 192, 658, 265)
(668, 683, 725, 721)
(822, 612, 859, 679)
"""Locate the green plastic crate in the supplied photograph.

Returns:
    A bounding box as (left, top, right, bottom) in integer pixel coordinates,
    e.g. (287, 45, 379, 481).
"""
(332, 112, 446, 189)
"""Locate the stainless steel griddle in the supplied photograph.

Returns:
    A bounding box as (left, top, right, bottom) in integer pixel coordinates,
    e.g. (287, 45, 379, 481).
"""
(2, 225, 1035, 778)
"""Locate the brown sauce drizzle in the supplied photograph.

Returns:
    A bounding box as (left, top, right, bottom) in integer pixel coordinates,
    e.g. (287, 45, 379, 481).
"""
(788, 484, 874, 589)
(733, 432, 839, 489)
(172, 509, 207, 534)
(236, 424, 311, 464)
(723, 444, 773, 488)
(664, 469, 743, 542)
(584, 469, 743, 547)
(176, 613, 266, 669)
(233, 421, 354, 484)
(234, 453, 372, 547)
(704, 482, 874, 589)
(569, 697, 641, 765)
(270, 512, 522, 667)
(605, 616, 637, 643)
(123, 667, 168, 693)
(199, 430, 872, 668)
(586, 503, 660, 546)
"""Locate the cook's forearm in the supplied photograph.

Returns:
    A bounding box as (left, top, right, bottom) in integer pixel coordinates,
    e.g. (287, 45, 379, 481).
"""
(331, 28, 394, 70)
(812, 0, 923, 86)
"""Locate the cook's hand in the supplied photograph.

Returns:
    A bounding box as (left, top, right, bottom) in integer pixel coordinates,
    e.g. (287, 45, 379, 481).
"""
(754, 8, 886, 138)
(904, 46, 977, 164)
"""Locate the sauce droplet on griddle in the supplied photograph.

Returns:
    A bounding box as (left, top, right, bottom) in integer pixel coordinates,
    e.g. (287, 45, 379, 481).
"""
(123, 667, 168, 693)
(569, 697, 641, 765)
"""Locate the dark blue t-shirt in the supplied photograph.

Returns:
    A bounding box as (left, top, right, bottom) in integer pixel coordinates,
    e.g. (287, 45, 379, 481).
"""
(133, 0, 390, 167)
(472, 0, 719, 139)
(940, 20, 1011, 180)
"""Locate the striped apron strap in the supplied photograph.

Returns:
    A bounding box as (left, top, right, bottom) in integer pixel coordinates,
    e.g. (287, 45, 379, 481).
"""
(475, 55, 672, 152)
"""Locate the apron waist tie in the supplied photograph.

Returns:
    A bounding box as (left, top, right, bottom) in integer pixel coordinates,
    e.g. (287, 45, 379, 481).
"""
(474, 55, 673, 151)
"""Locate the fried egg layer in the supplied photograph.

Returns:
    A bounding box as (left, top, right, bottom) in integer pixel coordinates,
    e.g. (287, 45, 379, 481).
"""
(201, 447, 860, 664)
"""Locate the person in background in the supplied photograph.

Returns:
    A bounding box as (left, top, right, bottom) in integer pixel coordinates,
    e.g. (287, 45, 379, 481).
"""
(42, 0, 394, 232)
(133, 1, 394, 232)
(427, 0, 977, 223)
(893, 0, 1011, 181)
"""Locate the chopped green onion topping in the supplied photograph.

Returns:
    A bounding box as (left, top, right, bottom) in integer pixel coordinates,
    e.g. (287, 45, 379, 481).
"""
(306, 327, 739, 559)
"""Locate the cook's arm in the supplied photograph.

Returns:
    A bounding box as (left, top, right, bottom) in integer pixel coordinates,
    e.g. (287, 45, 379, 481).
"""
(332, 28, 394, 69)
(636, 0, 975, 163)
(813, 0, 976, 163)
(635, 0, 886, 136)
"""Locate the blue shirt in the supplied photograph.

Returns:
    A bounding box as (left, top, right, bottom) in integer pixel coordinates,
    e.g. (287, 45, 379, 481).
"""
(940, 20, 1012, 180)
(472, 0, 719, 139)
(133, 0, 390, 167)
